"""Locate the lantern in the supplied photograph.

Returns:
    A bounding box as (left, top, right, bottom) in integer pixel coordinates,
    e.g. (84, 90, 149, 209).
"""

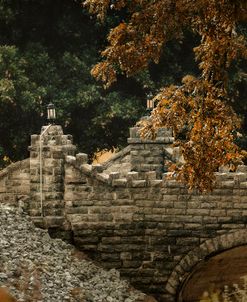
(146, 99, 154, 110)
(47, 103, 56, 123)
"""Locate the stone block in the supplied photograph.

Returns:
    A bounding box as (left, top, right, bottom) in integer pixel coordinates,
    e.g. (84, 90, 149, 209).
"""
(98, 213, 113, 222)
(155, 200, 174, 208)
(0, 186, 6, 193)
(94, 200, 111, 206)
(222, 223, 244, 229)
(92, 164, 103, 174)
(226, 209, 242, 216)
(186, 208, 209, 215)
(201, 202, 216, 209)
(166, 208, 186, 215)
(62, 145, 76, 155)
(44, 216, 65, 228)
(132, 180, 146, 187)
(101, 261, 122, 269)
(128, 138, 145, 144)
(80, 164, 92, 174)
(236, 189, 247, 196)
(147, 157, 163, 164)
(139, 164, 154, 172)
(129, 127, 140, 138)
(212, 188, 233, 195)
(133, 191, 149, 200)
(114, 190, 131, 199)
(132, 213, 145, 221)
(101, 236, 121, 244)
(173, 201, 187, 209)
(43, 207, 63, 216)
(74, 236, 99, 244)
(113, 212, 133, 222)
(111, 178, 127, 187)
(148, 187, 162, 199)
(31, 134, 39, 145)
(114, 199, 134, 206)
(131, 156, 145, 165)
(127, 171, 139, 180)
(123, 260, 142, 268)
(30, 151, 39, 158)
(149, 180, 163, 187)
(165, 282, 177, 295)
(72, 199, 93, 206)
(164, 180, 181, 188)
(141, 150, 152, 156)
(237, 165, 247, 172)
(109, 172, 120, 180)
(66, 206, 88, 215)
(101, 253, 120, 261)
(163, 194, 178, 202)
(52, 150, 64, 159)
(218, 166, 230, 173)
(209, 209, 226, 216)
(120, 252, 132, 260)
(96, 173, 109, 183)
(176, 237, 200, 245)
(76, 153, 88, 164)
(136, 199, 155, 207)
(232, 202, 247, 209)
(219, 181, 236, 188)
(234, 173, 247, 182)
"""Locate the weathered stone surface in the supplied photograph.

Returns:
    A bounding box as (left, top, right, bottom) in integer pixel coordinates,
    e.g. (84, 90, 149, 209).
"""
(0, 204, 152, 302)
(1, 124, 247, 302)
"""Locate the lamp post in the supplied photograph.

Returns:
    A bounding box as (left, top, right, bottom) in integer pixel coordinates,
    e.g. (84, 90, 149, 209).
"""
(47, 103, 56, 124)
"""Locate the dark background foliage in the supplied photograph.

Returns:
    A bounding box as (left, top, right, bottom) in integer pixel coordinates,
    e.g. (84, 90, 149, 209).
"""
(0, 0, 245, 167)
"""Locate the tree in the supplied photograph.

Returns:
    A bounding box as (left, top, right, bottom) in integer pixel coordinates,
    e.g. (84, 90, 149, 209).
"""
(83, 0, 247, 191)
(0, 0, 146, 168)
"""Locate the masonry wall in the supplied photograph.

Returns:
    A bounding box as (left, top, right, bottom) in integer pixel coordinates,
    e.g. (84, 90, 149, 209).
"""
(29, 125, 76, 228)
(63, 157, 247, 302)
(0, 159, 30, 205)
(1, 124, 247, 302)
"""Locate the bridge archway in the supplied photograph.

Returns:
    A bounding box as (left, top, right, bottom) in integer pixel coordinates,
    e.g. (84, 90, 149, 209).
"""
(178, 245, 247, 301)
(165, 229, 247, 302)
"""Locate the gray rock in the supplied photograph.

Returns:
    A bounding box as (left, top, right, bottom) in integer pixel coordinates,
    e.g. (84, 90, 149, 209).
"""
(0, 204, 147, 302)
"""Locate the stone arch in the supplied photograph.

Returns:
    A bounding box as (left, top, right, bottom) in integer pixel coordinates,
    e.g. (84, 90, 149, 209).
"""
(165, 229, 247, 301)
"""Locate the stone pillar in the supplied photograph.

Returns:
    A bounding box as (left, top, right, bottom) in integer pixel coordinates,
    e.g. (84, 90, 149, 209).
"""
(29, 125, 76, 228)
(128, 126, 174, 178)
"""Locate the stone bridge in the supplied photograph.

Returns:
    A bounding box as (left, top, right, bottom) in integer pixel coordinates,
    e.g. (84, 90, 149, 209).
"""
(0, 124, 247, 302)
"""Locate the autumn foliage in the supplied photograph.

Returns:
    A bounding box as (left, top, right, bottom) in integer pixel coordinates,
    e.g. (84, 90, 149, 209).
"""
(0, 288, 17, 302)
(83, 0, 247, 191)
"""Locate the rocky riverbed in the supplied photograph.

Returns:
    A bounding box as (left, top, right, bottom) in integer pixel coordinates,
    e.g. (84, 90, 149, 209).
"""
(0, 204, 154, 302)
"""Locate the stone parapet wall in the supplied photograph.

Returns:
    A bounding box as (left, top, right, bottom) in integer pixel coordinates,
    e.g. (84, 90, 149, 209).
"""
(29, 125, 76, 228)
(62, 152, 247, 301)
(1, 124, 247, 302)
(101, 146, 131, 176)
(0, 158, 30, 205)
(128, 127, 174, 177)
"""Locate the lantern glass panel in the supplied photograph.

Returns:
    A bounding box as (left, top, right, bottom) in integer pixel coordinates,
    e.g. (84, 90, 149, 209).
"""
(47, 103, 56, 121)
(147, 99, 154, 109)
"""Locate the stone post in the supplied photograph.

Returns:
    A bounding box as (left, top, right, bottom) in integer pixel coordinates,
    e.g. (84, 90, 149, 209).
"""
(128, 125, 174, 178)
(29, 125, 76, 228)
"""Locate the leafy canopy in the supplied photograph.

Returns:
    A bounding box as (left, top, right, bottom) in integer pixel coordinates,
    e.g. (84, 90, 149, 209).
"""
(0, 0, 146, 168)
(83, 0, 247, 191)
